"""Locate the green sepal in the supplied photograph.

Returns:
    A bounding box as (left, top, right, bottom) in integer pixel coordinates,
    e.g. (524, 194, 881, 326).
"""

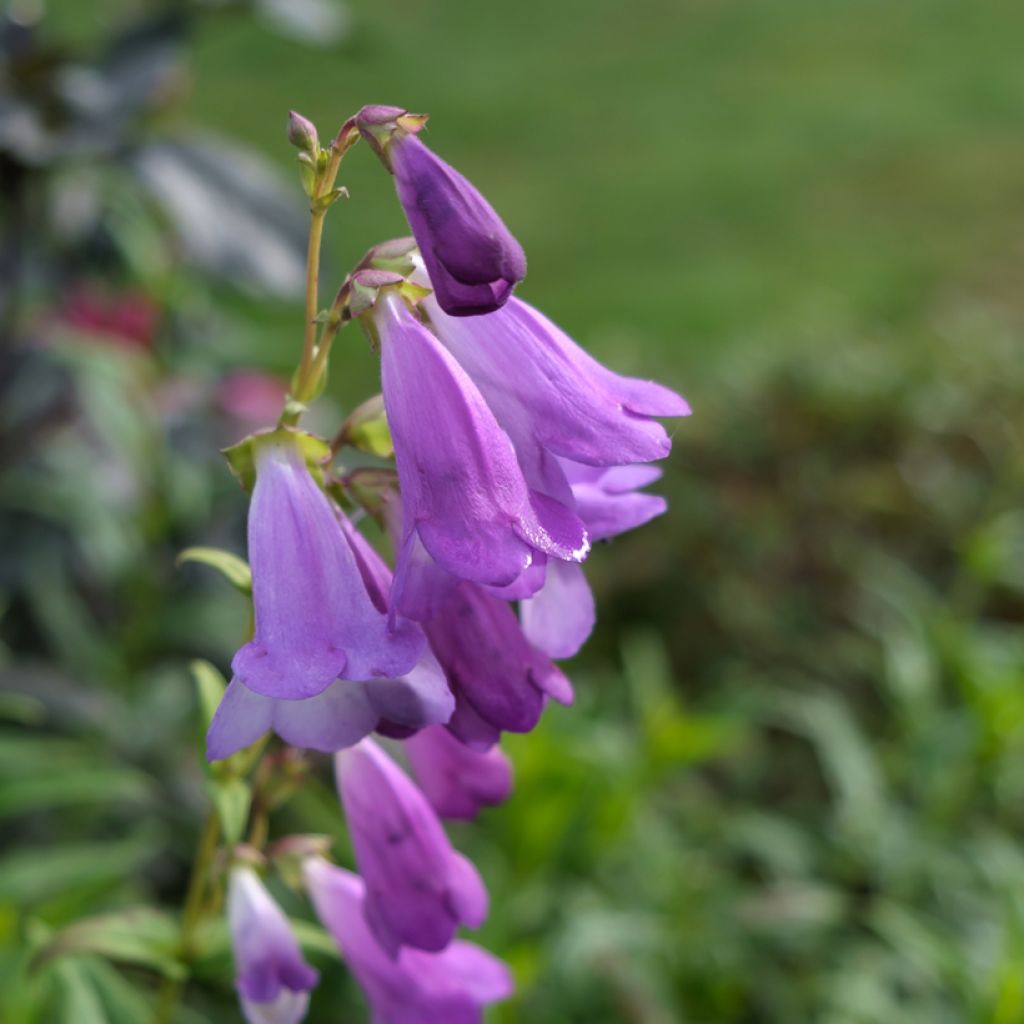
(337, 394, 393, 457)
(176, 547, 252, 594)
(343, 467, 399, 525)
(222, 427, 330, 493)
(30, 908, 186, 980)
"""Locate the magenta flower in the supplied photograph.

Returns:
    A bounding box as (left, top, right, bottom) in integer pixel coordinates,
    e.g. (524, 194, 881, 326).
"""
(404, 725, 513, 820)
(227, 866, 318, 1024)
(375, 291, 588, 610)
(427, 581, 573, 749)
(231, 437, 424, 700)
(304, 861, 512, 1023)
(356, 105, 525, 316)
(335, 738, 487, 955)
(423, 289, 690, 468)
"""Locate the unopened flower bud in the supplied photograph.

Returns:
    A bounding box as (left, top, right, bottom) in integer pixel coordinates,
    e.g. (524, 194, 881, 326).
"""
(287, 111, 319, 155)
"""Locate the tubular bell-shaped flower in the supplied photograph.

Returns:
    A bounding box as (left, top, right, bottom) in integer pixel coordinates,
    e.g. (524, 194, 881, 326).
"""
(335, 738, 487, 955)
(228, 865, 318, 1024)
(404, 725, 513, 820)
(356, 105, 525, 316)
(427, 580, 573, 749)
(207, 498, 453, 760)
(304, 861, 512, 1023)
(374, 290, 588, 610)
(230, 436, 424, 700)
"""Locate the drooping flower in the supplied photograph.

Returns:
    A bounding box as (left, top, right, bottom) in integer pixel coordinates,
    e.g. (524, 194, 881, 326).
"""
(227, 865, 318, 1024)
(374, 290, 588, 611)
(207, 499, 453, 760)
(335, 738, 487, 955)
(230, 436, 424, 700)
(427, 580, 572, 750)
(404, 725, 513, 820)
(356, 105, 525, 316)
(422, 289, 690, 469)
(304, 860, 512, 1024)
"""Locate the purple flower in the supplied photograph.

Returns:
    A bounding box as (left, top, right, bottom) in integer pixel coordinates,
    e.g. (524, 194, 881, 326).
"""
(206, 649, 453, 760)
(227, 866, 318, 1024)
(304, 860, 512, 1024)
(423, 290, 689, 467)
(375, 291, 588, 611)
(563, 461, 668, 541)
(230, 437, 424, 700)
(207, 498, 453, 760)
(335, 738, 488, 955)
(427, 580, 573, 750)
(404, 725, 513, 820)
(519, 560, 596, 660)
(356, 105, 525, 316)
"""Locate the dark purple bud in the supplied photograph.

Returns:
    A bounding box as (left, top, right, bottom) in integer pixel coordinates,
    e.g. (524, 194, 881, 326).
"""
(354, 104, 526, 316)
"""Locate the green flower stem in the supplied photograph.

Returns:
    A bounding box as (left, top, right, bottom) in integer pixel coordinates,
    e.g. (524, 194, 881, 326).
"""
(290, 139, 350, 412)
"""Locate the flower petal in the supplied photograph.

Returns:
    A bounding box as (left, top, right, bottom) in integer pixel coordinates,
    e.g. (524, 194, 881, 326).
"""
(520, 560, 596, 660)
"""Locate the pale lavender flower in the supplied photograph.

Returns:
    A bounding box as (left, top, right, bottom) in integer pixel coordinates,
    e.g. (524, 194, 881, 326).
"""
(356, 105, 525, 316)
(404, 725, 513, 820)
(374, 291, 588, 612)
(230, 437, 424, 700)
(427, 580, 572, 750)
(336, 738, 487, 955)
(228, 866, 318, 1024)
(304, 860, 512, 1023)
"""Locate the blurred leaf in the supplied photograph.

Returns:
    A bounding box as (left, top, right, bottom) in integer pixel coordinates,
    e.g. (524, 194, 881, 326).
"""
(177, 547, 251, 595)
(54, 958, 106, 1024)
(131, 135, 307, 297)
(0, 767, 152, 819)
(33, 908, 184, 981)
(207, 777, 251, 848)
(0, 835, 156, 906)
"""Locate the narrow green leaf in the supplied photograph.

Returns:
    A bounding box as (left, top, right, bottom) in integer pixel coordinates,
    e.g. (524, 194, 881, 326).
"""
(208, 777, 252, 847)
(33, 908, 185, 980)
(177, 547, 252, 595)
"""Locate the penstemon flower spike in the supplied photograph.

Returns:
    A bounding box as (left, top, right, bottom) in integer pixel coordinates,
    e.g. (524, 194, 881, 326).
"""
(155, 103, 687, 1024)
